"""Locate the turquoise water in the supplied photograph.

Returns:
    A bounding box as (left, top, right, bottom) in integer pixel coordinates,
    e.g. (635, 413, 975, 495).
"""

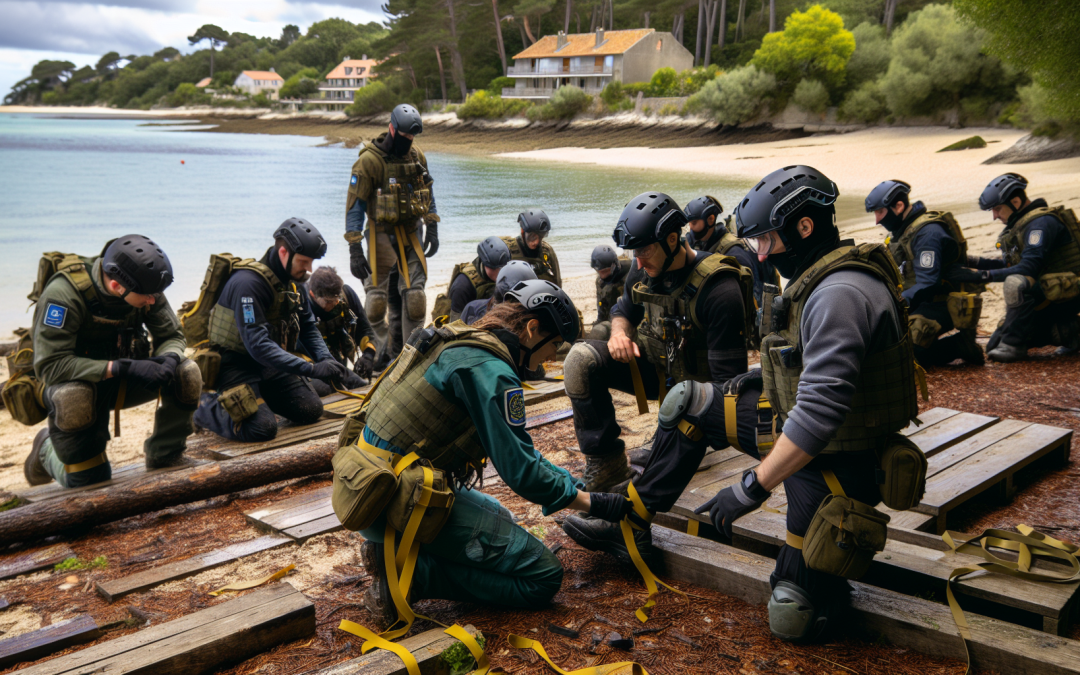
(0, 114, 752, 333)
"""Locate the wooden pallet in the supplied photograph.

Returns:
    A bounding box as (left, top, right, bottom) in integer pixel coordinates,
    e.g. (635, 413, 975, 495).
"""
(0, 544, 74, 580)
(308, 625, 479, 675)
(16, 583, 314, 675)
(0, 616, 101, 670)
(245, 487, 340, 542)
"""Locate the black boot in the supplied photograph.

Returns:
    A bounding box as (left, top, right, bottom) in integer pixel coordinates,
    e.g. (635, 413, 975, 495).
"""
(562, 513, 655, 566)
(360, 540, 397, 629)
(988, 342, 1026, 363)
(582, 443, 632, 492)
(957, 330, 986, 366)
(24, 428, 53, 486)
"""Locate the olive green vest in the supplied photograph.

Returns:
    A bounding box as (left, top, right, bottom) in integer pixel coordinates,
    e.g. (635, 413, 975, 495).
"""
(997, 205, 1080, 275)
(353, 144, 432, 227)
(502, 236, 559, 285)
(886, 210, 969, 295)
(595, 259, 631, 321)
(207, 261, 302, 355)
(693, 229, 742, 256)
(450, 259, 496, 301)
(760, 243, 919, 454)
(630, 254, 756, 383)
(316, 298, 357, 361)
(363, 322, 518, 485)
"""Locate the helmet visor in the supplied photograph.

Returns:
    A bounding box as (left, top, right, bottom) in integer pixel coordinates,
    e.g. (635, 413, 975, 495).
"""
(770, 184, 837, 231)
(745, 232, 776, 256)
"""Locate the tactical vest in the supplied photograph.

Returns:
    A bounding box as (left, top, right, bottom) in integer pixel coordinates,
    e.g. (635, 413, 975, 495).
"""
(351, 143, 431, 227)
(886, 210, 969, 295)
(693, 229, 742, 256)
(630, 254, 756, 384)
(362, 323, 518, 485)
(450, 259, 496, 301)
(595, 259, 631, 321)
(316, 298, 358, 361)
(760, 243, 919, 454)
(997, 205, 1080, 275)
(502, 236, 559, 285)
(207, 261, 302, 355)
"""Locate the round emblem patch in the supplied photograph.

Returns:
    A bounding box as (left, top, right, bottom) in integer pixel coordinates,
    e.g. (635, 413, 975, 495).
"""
(504, 388, 526, 426)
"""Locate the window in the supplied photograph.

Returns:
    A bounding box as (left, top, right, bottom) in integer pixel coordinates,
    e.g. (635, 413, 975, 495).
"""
(358, 67, 366, 75)
(604, 55, 614, 71)
(345, 67, 353, 75)
(656, 39, 662, 50)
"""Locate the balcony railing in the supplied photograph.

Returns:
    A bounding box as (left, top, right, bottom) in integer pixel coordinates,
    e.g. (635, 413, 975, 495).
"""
(507, 64, 612, 76)
(503, 86, 604, 99)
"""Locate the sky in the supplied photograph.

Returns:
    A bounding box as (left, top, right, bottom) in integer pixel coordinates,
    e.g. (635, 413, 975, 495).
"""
(0, 0, 385, 97)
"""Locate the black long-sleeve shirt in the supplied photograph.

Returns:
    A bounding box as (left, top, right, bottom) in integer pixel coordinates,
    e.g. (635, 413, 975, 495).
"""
(970, 199, 1069, 282)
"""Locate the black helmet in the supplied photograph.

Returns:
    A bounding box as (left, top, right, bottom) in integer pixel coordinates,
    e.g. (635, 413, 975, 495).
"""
(684, 195, 723, 223)
(613, 192, 687, 250)
(517, 209, 551, 234)
(495, 260, 537, 300)
(102, 235, 174, 296)
(504, 279, 579, 343)
(734, 165, 837, 241)
(274, 217, 327, 259)
(477, 236, 511, 270)
(590, 244, 619, 274)
(390, 104, 422, 135)
(979, 173, 1028, 211)
(865, 180, 911, 212)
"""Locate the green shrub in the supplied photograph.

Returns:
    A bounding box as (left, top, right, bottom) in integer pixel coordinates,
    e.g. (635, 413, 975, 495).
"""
(647, 67, 678, 96)
(676, 64, 721, 96)
(41, 91, 60, 105)
(486, 76, 514, 94)
(659, 103, 682, 116)
(751, 4, 855, 89)
(838, 81, 886, 123)
(167, 82, 211, 107)
(534, 85, 592, 120)
(600, 81, 627, 107)
(280, 67, 321, 98)
(793, 79, 830, 114)
(252, 92, 271, 108)
(456, 90, 531, 119)
(345, 81, 396, 116)
(688, 65, 777, 126)
(846, 22, 890, 87)
(442, 632, 486, 675)
(938, 135, 987, 152)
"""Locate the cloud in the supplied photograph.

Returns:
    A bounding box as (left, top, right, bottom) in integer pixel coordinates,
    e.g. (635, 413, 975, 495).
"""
(283, 0, 384, 15)
(17, 0, 186, 9)
(0, 2, 164, 55)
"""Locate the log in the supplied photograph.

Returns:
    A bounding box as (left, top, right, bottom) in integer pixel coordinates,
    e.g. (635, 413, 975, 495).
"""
(0, 441, 334, 547)
(308, 625, 479, 675)
(0, 615, 101, 670)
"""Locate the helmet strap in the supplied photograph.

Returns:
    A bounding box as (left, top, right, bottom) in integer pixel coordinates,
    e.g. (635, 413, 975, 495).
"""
(658, 234, 682, 275)
(518, 333, 556, 378)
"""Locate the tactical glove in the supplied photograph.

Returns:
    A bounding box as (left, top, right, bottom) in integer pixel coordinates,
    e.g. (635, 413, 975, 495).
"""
(588, 492, 633, 523)
(113, 358, 175, 389)
(694, 469, 770, 539)
(723, 368, 763, 396)
(309, 359, 350, 385)
(349, 241, 371, 281)
(423, 222, 440, 257)
(354, 349, 376, 379)
(947, 267, 990, 285)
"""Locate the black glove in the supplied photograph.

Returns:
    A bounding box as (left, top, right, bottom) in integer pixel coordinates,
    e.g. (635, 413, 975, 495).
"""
(694, 469, 771, 539)
(947, 267, 990, 285)
(588, 492, 633, 523)
(151, 353, 183, 368)
(349, 242, 371, 281)
(113, 358, 175, 389)
(423, 221, 439, 257)
(309, 359, 350, 385)
(723, 368, 763, 396)
(354, 349, 375, 379)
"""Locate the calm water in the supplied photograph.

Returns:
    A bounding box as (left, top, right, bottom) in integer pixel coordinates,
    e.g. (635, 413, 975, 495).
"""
(0, 114, 753, 333)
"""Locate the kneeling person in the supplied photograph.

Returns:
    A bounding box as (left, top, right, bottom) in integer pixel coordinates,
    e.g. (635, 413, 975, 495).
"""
(503, 209, 561, 286)
(434, 236, 512, 322)
(307, 266, 376, 395)
(588, 245, 633, 341)
(460, 260, 537, 325)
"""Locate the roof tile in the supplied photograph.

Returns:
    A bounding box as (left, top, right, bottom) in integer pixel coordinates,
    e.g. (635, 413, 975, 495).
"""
(513, 29, 655, 59)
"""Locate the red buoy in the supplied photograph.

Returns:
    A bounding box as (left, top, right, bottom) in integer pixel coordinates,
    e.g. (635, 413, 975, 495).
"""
(181, 160, 185, 165)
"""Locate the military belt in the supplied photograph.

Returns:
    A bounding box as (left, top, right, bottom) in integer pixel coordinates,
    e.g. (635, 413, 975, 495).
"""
(65, 452, 107, 474)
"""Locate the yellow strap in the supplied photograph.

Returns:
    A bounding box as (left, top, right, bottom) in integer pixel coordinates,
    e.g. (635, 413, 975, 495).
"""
(622, 483, 684, 623)
(333, 385, 368, 400)
(627, 358, 649, 415)
(785, 531, 804, 550)
(113, 377, 127, 438)
(521, 382, 537, 390)
(657, 370, 667, 406)
(357, 336, 372, 354)
(444, 624, 495, 675)
(208, 564, 295, 596)
(394, 466, 433, 572)
(394, 225, 413, 288)
(507, 634, 649, 675)
(357, 436, 396, 462)
(627, 483, 654, 526)
(676, 418, 703, 442)
(64, 452, 107, 474)
(340, 620, 421, 675)
(686, 519, 699, 537)
(405, 226, 429, 278)
(821, 469, 846, 498)
(368, 226, 378, 286)
(723, 393, 743, 453)
(914, 363, 930, 402)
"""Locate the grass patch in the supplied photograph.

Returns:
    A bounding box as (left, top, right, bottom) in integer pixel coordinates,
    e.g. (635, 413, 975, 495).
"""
(938, 135, 987, 152)
(442, 631, 486, 674)
(55, 555, 108, 571)
(529, 525, 547, 540)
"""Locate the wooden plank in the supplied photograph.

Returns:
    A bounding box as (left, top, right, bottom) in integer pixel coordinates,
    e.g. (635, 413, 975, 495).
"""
(927, 419, 1032, 478)
(95, 536, 293, 602)
(18, 582, 315, 675)
(264, 501, 336, 531)
(309, 625, 479, 675)
(283, 514, 343, 542)
(0, 616, 101, 670)
(902, 408, 961, 435)
(524, 408, 572, 430)
(908, 412, 999, 457)
(0, 544, 74, 580)
(653, 528, 1080, 675)
(919, 424, 1073, 516)
(244, 488, 334, 528)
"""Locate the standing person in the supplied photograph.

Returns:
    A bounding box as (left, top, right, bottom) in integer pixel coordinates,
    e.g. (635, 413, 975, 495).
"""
(865, 180, 984, 366)
(432, 236, 512, 322)
(588, 244, 633, 341)
(684, 195, 780, 307)
(460, 260, 537, 325)
(193, 219, 351, 442)
(562, 192, 754, 492)
(306, 266, 375, 395)
(345, 104, 440, 367)
(951, 174, 1080, 362)
(503, 209, 561, 286)
(21, 236, 202, 488)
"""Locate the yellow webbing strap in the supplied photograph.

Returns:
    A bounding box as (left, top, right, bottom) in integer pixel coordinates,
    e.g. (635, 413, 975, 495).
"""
(723, 393, 743, 452)
(444, 624, 497, 675)
(627, 358, 649, 415)
(507, 634, 649, 675)
(821, 469, 846, 498)
(113, 377, 127, 437)
(339, 620, 421, 675)
(405, 226, 429, 278)
(333, 385, 368, 400)
(756, 396, 776, 456)
(393, 225, 414, 287)
(914, 363, 930, 401)
(785, 532, 804, 549)
(64, 452, 107, 474)
(521, 382, 537, 390)
(621, 483, 686, 622)
(676, 419, 703, 442)
(358, 336, 372, 354)
(686, 519, 699, 537)
(368, 226, 378, 286)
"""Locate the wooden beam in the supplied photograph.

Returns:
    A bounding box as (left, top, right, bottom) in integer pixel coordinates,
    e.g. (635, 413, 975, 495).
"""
(17, 583, 315, 675)
(95, 535, 293, 602)
(307, 625, 479, 675)
(0, 616, 101, 670)
(0, 544, 74, 580)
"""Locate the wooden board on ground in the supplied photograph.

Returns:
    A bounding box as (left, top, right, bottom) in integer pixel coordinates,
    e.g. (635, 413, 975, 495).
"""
(15, 460, 212, 504)
(653, 528, 1080, 675)
(245, 487, 341, 542)
(0, 544, 74, 580)
(0, 615, 101, 670)
(308, 625, 478, 675)
(17, 582, 315, 675)
(95, 535, 293, 602)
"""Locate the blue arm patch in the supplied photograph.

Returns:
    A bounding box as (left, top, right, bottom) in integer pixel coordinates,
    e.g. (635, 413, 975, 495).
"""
(242, 303, 256, 324)
(350, 174, 358, 186)
(504, 388, 526, 426)
(43, 303, 67, 329)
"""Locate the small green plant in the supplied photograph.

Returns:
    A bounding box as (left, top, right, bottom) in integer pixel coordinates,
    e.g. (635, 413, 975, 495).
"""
(658, 103, 682, 116)
(792, 79, 829, 115)
(442, 631, 486, 675)
(55, 555, 108, 571)
(938, 135, 987, 152)
(457, 90, 532, 119)
(528, 525, 546, 540)
(642, 105, 653, 116)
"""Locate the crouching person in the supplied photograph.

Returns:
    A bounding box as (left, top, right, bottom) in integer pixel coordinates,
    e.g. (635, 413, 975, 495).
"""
(332, 280, 592, 626)
(23, 236, 201, 488)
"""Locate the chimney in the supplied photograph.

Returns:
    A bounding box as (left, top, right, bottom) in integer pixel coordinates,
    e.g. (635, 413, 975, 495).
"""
(343, 56, 350, 62)
(362, 54, 367, 60)
(269, 67, 275, 73)
(596, 28, 605, 46)
(557, 31, 567, 50)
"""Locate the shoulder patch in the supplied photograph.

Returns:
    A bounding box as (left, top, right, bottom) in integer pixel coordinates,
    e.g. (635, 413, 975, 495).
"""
(918, 250, 935, 268)
(1028, 229, 1043, 246)
(242, 302, 256, 325)
(43, 303, 68, 329)
(350, 174, 358, 186)
(504, 388, 526, 427)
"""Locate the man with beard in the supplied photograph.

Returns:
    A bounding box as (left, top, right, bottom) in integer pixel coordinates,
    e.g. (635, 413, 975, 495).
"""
(684, 195, 779, 308)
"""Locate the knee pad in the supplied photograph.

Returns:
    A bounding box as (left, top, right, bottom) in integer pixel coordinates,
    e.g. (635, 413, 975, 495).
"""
(658, 380, 714, 430)
(404, 288, 426, 322)
(908, 314, 942, 349)
(588, 321, 612, 342)
(768, 581, 828, 642)
(1003, 275, 1032, 308)
(366, 290, 388, 321)
(563, 342, 602, 399)
(173, 358, 203, 408)
(49, 381, 96, 432)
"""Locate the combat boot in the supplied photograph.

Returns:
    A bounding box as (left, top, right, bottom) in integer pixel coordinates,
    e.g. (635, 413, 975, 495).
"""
(987, 342, 1027, 363)
(582, 443, 632, 492)
(957, 331, 985, 366)
(23, 428, 52, 486)
(360, 540, 397, 629)
(562, 513, 655, 567)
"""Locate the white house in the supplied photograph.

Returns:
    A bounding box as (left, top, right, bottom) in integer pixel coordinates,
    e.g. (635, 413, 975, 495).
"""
(317, 56, 380, 110)
(234, 70, 284, 99)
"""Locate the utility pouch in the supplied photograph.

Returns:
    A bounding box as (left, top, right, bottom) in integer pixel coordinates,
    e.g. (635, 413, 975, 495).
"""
(331, 441, 400, 532)
(803, 493, 890, 580)
(218, 384, 259, 423)
(192, 348, 221, 390)
(946, 292, 982, 330)
(908, 314, 942, 349)
(876, 433, 928, 511)
(375, 186, 402, 224)
(386, 457, 455, 544)
(1039, 272, 1080, 303)
(430, 293, 451, 323)
(338, 409, 367, 449)
(2, 373, 46, 426)
(760, 333, 799, 415)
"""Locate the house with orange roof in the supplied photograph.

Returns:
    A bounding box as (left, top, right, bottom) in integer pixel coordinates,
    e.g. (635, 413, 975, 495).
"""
(504, 28, 692, 99)
(317, 56, 380, 110)
(234, 69, 284, 99)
